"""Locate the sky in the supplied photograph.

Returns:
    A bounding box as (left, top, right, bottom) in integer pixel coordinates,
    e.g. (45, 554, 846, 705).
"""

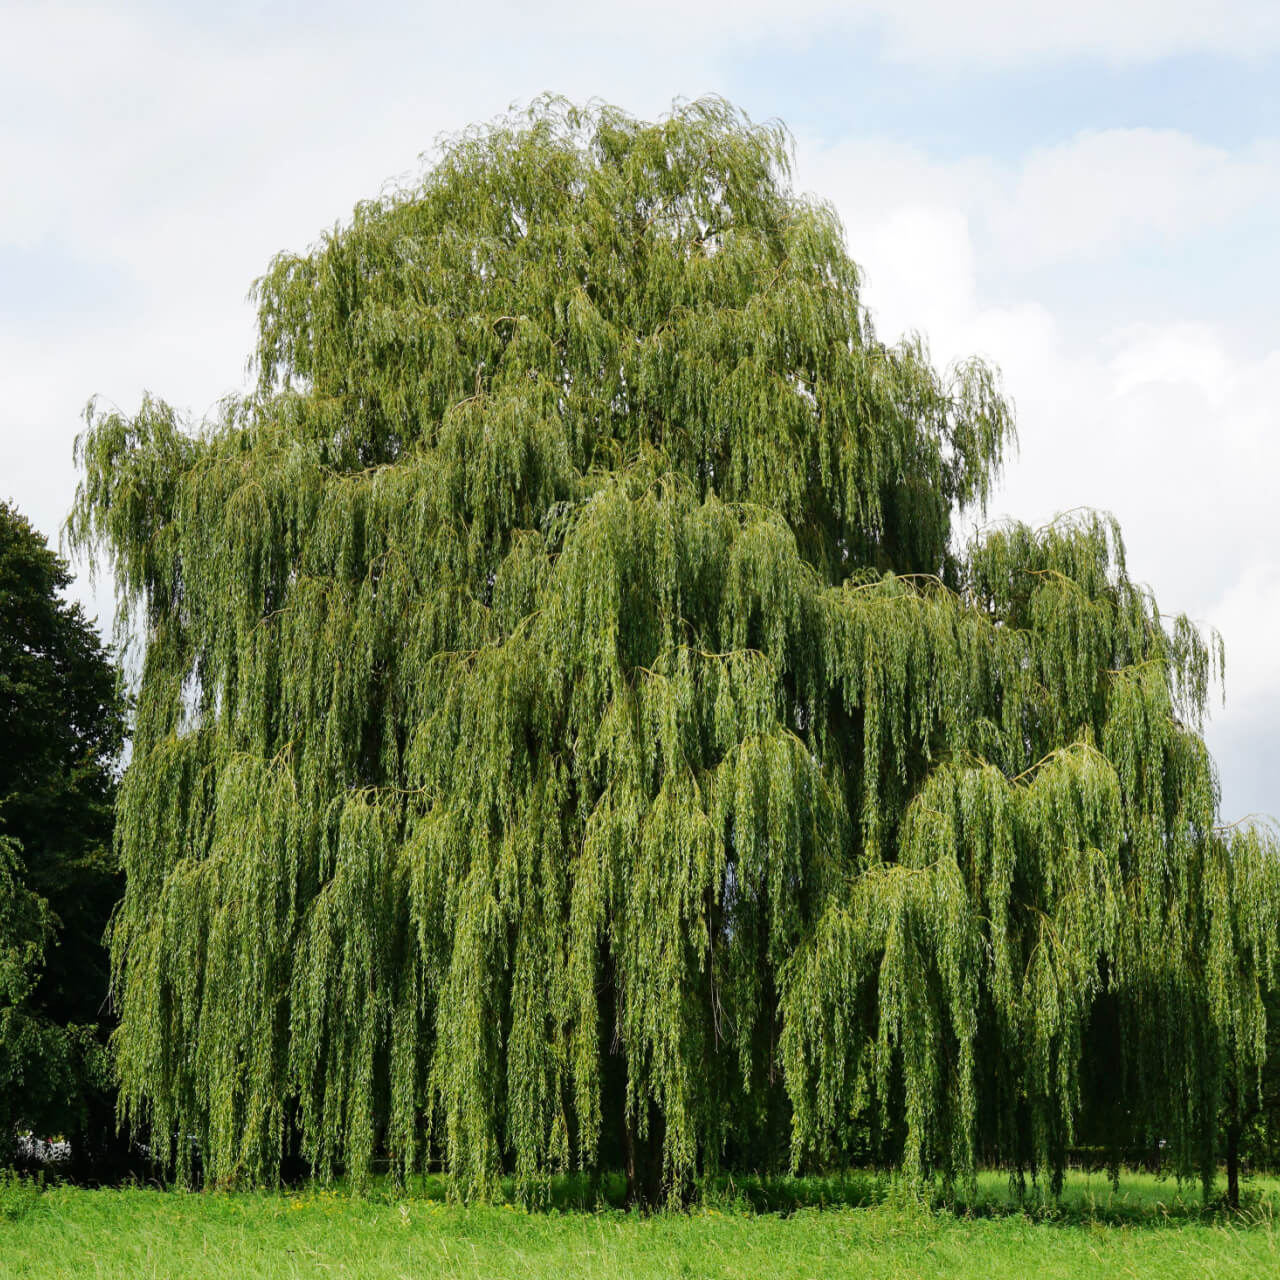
(2, 1, 1276, 821)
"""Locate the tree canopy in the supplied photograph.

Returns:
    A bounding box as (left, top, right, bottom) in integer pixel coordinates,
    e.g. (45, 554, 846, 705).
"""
(0, 502, 125, 1165)
(68, 97, 1279, 1204)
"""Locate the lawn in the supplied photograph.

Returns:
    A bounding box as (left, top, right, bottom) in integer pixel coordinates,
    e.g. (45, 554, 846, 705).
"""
(2, 1172, 1278, 1279)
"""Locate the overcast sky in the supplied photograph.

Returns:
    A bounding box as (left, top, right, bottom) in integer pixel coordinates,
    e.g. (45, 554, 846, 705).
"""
(2, 1, 1276, 820)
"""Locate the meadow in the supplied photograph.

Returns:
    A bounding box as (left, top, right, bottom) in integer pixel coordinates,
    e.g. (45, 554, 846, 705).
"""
(2, 1172, 1279, 1279)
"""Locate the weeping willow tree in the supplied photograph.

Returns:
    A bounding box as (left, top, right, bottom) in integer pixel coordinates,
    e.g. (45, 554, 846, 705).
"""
(69, 97, 1279, 1205)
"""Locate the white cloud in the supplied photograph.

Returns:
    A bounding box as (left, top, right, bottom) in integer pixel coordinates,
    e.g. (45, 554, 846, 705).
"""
(497, 0, 1280, 64)
(864, 0, 1280, 65)
(7, 0, 1280, 137)
(994, 133, 1280, 266)
(802, 130, 1280, 274)
(1211, 566, 1280, 708)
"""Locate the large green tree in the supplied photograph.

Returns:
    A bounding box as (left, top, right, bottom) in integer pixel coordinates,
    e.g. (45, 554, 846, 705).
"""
(69, 98, 1278, 1204)
(0, 502, 125, 1171)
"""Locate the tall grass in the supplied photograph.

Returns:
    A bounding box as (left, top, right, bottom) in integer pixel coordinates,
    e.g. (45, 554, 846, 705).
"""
(2, 1172, 1278, 1279)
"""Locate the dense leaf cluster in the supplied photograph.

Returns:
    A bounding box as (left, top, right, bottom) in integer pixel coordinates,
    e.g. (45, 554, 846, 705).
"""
(69, 98, 1277, 1202)
(0, 502, 124, 1159)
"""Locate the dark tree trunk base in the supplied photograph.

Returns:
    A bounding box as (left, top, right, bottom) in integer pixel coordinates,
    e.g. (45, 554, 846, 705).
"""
(1226, 1119, 1240, 1211)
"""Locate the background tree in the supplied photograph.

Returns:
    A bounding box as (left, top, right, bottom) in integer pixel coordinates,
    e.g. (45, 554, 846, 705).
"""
(68, 97, 1279, 1205)
(0, 502, 126, 1174)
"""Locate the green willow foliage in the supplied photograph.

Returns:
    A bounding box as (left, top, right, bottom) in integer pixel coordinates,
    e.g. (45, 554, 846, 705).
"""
(69, 98, 1278, 1203)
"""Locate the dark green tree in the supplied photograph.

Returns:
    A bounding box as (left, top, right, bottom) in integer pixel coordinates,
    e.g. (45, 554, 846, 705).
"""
(0, 501, 125, 1172)
(68, 98, 1278, 1205)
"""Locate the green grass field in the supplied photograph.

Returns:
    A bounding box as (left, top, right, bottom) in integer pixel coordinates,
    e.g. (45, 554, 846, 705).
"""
(3, 1172, 1279, 1279)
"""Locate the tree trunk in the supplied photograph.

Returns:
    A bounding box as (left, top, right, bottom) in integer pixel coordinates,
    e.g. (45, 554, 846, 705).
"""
(1226, 1118, 1240, 1211)
(623, 1105, 639, 1206)
(623, 1103, 665, 1209)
